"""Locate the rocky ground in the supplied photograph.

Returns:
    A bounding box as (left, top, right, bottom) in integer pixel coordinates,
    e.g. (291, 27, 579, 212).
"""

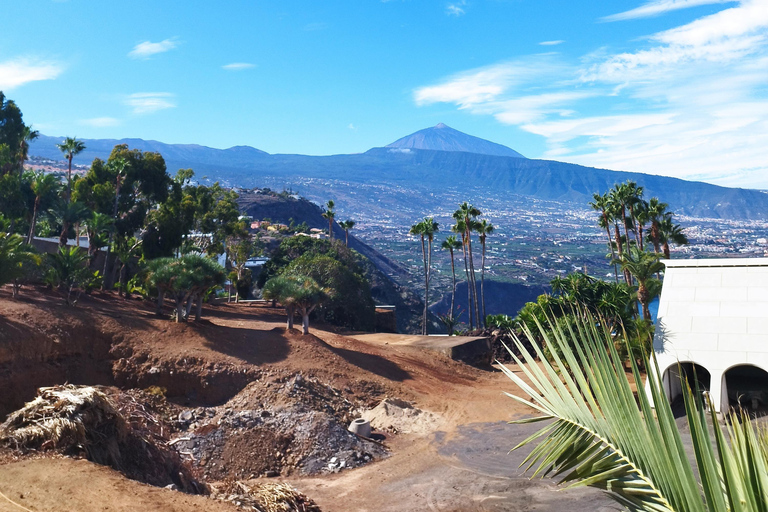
(0, 286, 613, 511)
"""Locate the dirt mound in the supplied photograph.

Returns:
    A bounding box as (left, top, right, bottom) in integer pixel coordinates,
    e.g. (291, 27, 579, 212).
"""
(170, 373, 388, 479)
(0, 384, 203, 493)
(360, 398, 442, 435)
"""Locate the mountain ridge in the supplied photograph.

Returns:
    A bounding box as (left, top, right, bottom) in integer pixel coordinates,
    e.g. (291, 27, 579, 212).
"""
(385, 123, 526, 158)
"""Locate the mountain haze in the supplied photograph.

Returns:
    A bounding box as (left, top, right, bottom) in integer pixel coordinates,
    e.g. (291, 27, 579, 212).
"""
(386, 123, 525, 158)
(28, 127, 768, 220)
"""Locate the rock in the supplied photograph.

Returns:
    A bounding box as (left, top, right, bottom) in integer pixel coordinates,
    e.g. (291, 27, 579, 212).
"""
(164, 484, 178, 491)
(179, 410, 194, 422)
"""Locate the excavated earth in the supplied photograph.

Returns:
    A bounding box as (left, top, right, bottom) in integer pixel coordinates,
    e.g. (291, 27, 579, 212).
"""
(0, 286, 614, 511)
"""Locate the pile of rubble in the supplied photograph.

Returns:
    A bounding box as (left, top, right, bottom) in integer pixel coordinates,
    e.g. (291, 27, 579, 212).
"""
(170, 373, 388, 479)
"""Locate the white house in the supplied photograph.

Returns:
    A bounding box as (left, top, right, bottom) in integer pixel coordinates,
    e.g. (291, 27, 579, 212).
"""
(651, 258, 768, 413)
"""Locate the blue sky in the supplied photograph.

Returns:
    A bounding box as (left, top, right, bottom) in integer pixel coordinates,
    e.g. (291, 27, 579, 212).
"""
(2, 0, 768, 188)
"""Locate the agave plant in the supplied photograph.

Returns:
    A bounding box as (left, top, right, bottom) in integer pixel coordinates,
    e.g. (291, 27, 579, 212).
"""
(501, 308, 768, 511)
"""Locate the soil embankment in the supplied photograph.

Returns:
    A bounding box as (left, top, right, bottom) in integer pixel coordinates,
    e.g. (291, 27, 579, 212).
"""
(0, 287, 612, 511)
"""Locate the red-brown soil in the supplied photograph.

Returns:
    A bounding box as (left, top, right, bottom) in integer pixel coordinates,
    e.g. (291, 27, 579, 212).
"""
(0, 287, 610, 511)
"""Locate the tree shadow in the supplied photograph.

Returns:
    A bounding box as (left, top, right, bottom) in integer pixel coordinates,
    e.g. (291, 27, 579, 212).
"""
(310, 335, 411, 382)
(194, 323, 291, 365)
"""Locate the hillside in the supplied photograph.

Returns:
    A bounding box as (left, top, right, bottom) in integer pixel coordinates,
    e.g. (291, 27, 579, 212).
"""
(30, 129, 768, 220)
(236, 191, 439, 333)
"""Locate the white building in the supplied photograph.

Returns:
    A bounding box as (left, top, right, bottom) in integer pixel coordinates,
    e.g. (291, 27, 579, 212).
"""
(651, 258, 768, 412)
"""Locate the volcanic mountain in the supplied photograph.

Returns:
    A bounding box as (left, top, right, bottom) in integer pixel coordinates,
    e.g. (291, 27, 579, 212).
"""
(386, 123, 525, 158)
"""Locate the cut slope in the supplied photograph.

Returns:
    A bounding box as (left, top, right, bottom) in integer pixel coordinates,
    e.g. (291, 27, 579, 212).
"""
(386, 123, 525, 158)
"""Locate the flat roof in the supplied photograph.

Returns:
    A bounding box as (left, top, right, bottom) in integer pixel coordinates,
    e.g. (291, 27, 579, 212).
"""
(663, 257, 768, 268)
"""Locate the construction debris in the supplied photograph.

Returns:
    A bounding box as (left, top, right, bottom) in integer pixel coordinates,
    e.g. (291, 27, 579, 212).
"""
(210, 480, 322, 512)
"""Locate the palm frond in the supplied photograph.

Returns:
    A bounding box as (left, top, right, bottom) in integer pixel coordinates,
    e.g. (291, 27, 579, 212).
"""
(501, 307, 768, 511)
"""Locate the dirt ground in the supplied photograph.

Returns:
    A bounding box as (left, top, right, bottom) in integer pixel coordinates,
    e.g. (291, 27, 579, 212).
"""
(0, 288, 614, 511)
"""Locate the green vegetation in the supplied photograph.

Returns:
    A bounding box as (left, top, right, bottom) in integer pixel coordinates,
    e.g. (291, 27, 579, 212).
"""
(0, 218, 40, 298)
(263, 274, 328, 335)
(258, 236, 375, 332)
(409, 217, 439, 335)
(440, 234, 462, 335)
(338, 219, 355, 246)
(502, 306, 768, 511)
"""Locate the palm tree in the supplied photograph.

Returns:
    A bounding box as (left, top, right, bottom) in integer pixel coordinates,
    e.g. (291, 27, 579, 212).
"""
(476, 219, 494, 327)
(590, 192, 619, 283)
(634, 199, 650, 252)
(56, 137, 86, 203)
(49, 200, 90, 248)
(659, 216, 688, 259)
(624, 181, 644, 248)
(17, 124, 39, 176)
(441, 235, 462, 334)
(102, 157, 128, 288)
(0, 227, 40, 298)
(453, 203, 482, 328)
(83, 212, 113, 266)
(645, 197, 669, 255)
(322, 200, 336, 241)
(609, 185, 633, 285)
(501, 307, 768, 511)
(617, 248, 664, 321)
(452, 219, 474, 330)
(339, 219, 355, 246)
(27, 172, 61, 244)
(422, 217, 439, 335)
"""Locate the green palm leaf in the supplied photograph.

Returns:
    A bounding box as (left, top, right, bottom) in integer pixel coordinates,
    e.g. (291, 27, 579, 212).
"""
(501, 307, 768, 511)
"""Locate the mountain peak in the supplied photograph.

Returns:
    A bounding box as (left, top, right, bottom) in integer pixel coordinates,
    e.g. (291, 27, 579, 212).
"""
(385, 124, 525, 158)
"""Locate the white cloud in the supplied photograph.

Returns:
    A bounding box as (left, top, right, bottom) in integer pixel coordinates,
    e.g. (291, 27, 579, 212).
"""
(79, 117, 120, 127)
(124, 93, 176, 114)
(0, 58, 63, 89)
(539, 40, 565, 46)
(602, 0, 734, 22)
(222, 62, 255, 71)
(446, 1, 466, 16)
(348, 123, 358, 131)
(413, 1, 768, 188)
(128, 39, 178, 59)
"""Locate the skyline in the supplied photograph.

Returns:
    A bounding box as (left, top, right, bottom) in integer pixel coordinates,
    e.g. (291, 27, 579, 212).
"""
(2, 1, 767, 189)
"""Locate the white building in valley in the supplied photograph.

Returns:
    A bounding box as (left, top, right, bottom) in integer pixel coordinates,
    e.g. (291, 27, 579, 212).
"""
(651, 258, 768, 413)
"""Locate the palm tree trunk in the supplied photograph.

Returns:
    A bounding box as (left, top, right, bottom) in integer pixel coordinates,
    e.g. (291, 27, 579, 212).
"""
(638, 283, 650, 321)
(287, 305, 295, 330)
(614, 223, 631, 286)
(663, 241, 671, 259)
(302, 309, 310, 335)
(426, 237, 433, 336)
(449, 250, 456, 335)
(66, 155, 73, 203)
(175, 299, 185, 323)
(604, 223, 618, 284)
(27, 202, 39, 245)
(59, 221, 69, 248)
(638, 223, 645, 251)
(345, 230, 349, 246)
(467, 232, 480, 328)
(481, 239, 487, 327)
(420, 234, 427, 336)
(461, 236, 473, 330)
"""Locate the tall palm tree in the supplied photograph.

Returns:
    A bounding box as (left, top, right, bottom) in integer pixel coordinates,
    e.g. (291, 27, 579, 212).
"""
(441, 235, 462, 334)
(659, 216, 688, 259)
(617, 248, 664, 320)
(410, 221, 427, 335)
(452, 219, 474, 330)
(634, 199, 650, 252)
(102, 158, 128, 288)
(56, 137, 86, 203)
(590, 192, 619, 283)
(609, 184, 633, 285)
(476, 219, 494, 327)
(27, 172, 61, 244)
(453, 203, 482, 328)
(17, 124, 39, 176)
(49, 200, 89, 248)
(502, 308, 768, 511)
(322, 200, 336, 241)
(422, 217, 439, 335)
(624, 181, 644, 248)
(339, 219, 355, 246)
(645, 198, 669, 254)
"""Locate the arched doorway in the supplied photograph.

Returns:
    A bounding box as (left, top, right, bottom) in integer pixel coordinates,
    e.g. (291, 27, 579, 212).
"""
(721, 365, 768, 415)
(663, 362, 711, 413)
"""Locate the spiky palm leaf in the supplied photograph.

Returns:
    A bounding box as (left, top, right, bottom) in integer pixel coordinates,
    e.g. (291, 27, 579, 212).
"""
(501, 308, 768, 511)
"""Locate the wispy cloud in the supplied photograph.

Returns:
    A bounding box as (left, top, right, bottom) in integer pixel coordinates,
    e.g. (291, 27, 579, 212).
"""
(0, 58, 64, 89)
(128, 39, 178, 59)
(602, 0, 734, 22)
(79, 117, 120, 127)
(414, 1, 768, 188)
(348, 123, 358, 131)
(446, 0, 467, 16)
(539, 40, 565, 46)
(222, 62, 255, 71)
(124, 93, 176, 114)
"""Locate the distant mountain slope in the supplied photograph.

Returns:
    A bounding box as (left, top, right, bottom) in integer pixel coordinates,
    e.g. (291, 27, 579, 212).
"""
(386, 123, 526, 158)
(29, 135, 268, 168)
(28, 132, 768, 220)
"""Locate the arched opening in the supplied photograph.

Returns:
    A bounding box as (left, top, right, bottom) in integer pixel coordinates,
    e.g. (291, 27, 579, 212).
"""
(662, 362, 711, 416)
(721, 365, 768, 415)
